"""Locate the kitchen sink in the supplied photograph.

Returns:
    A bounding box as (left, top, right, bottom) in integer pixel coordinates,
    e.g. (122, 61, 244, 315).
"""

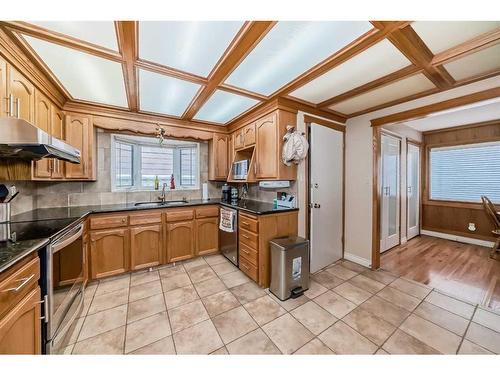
(134, 199, 188, 207)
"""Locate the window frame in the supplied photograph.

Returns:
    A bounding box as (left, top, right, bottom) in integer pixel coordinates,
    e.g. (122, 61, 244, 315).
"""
(111, 134, 200, 192)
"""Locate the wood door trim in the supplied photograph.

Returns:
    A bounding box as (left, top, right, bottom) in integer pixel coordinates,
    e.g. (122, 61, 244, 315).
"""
(303, 114, 345, 132)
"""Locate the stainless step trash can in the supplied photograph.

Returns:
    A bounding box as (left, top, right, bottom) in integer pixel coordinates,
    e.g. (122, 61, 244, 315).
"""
(269, 236, 310, 301)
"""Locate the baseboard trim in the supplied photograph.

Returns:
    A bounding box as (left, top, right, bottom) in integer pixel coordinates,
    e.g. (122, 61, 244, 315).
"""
(421, 229, 495, 248)
(343, 252, 371, 268)
(401, 236, 408, 245)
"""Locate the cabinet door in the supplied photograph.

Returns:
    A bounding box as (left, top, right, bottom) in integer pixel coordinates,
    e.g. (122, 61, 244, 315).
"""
(255, 113, 278, 179)
(195, 217, 219, 256)
(51, 106, 65, 179)
(0, 287, 41, 354)
(65, 113, 92, 179)
(0, 58, 6, 118)
(214, 134, 228, 180)
(243, 123, 256, 147)
(90, 228, 130, 279)
(33, 90, 52, 179)
(166, 221, 195, 263)
(7, 66, 34, 122)
(234, 130, 244, 150)
(130, 224, 162, 270)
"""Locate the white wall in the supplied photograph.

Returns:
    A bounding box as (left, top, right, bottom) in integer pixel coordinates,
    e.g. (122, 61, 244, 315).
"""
(344, 75, 500, 266)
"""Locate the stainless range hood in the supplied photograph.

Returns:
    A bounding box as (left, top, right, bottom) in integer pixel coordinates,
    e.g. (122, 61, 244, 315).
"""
(0, 118, 81, 164)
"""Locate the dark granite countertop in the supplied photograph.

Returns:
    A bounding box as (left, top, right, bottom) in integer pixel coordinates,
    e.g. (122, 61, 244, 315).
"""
(0, 238, 49, 273)
(220, 200, 298, 215)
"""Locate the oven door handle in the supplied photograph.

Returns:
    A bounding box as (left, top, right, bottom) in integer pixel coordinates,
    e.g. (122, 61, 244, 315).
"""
(51, 224, 84, 254)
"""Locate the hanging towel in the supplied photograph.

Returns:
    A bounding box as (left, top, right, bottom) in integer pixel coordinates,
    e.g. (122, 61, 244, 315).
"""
(282, 129, 309, 166)
(219, 207, 235, 232)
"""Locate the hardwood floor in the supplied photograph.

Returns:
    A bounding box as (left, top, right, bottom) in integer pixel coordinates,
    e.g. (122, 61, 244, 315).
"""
(381, 235, 500, 311)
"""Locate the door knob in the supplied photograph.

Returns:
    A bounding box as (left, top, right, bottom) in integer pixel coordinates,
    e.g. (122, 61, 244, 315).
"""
(314, 203, 321, 208)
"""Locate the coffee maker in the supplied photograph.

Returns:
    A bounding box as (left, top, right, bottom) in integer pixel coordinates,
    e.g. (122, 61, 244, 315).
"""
(221, 184, 231, 203)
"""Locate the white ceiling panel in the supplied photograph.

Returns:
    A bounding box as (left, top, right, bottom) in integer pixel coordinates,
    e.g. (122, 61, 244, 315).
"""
(412, 21, 500, 54)
(194, 90, 260, 124)
(330, 73, 436, 114)
(24, 35, 127, 107)
(29, 21, 119, 51)
(139, 21, 243, 77)
(443, 44, 500, 81)
(225, 21, 373, 96)
(139, 69, 201, 116)
(290, 39, 411, 103)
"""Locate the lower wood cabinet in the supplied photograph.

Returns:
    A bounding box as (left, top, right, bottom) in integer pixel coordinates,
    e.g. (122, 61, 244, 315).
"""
(166, 221, 195, 263)
(130, 224, 162, 270)
(195, 217, 219, 256)
(90, 228, 130, 279)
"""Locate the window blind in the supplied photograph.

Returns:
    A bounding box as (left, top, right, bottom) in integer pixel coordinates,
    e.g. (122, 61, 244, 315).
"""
(430, 141, 500, 203)
(140, 146, 174, 187)
(115, 141, 133, 187)
(180, 147, 197, 187)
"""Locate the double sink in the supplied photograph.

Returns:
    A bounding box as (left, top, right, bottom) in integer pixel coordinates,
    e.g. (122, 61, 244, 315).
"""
(133, 199, 188, 208)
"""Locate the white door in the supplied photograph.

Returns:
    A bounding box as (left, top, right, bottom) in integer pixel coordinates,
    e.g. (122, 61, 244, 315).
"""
(380, 134, 400, 252)
(309, 124, 343, 273)
(407, 143, 420, 240)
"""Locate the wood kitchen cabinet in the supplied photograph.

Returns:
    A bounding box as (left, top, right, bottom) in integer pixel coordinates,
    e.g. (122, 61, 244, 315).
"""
(208, 133, 229, 181)
(33, 90, 52, 179)
(166, 221, 195, 263)
(234, 129, 244, 150)
(195, 217, 219, 256)
(50, 106, 65, 179)
(6, 65, 35, 122)
(130, 224, 163, 270)
(90, 228, 130, 279)
(65, 112, 94, 180)
(243, 123, 256, 147)
(255, 113, 278, 179)
(0, 57, 6, 118)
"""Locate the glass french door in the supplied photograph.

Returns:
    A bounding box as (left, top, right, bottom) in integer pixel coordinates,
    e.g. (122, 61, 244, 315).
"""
(407, 143, 420, 240)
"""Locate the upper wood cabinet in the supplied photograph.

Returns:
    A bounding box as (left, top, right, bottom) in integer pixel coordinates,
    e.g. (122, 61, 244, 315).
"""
(195, 217, 219, 256)
(90, 228, 130, 280)
(65, 113, 94, 180)
(6, 66, 35, 122)
(0, 57, 6, 118)
(255, 113, 278, 179)
(208, 134, 229, 181)
(166, 221, 195, 263)
(130, 224, 163, 270)
(234, 129, 244, 150)
(33, 90, 52, 179)
(243, 123, 256, 147)
(50, 106, 65, 179)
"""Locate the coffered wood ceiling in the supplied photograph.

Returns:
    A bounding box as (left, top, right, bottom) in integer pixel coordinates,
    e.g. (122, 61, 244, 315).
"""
(1, 20, 498, 128)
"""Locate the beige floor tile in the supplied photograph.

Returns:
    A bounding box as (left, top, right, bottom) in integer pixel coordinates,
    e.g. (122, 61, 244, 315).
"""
(87, 288, 129, 315)
(169, 300, 209, 333)
(340, 260, 368, 273)
(304, 280, 328, 299)
(212, 261, 238, 276)
(129, 280, 163, 302)
(158, 265, 186, 279)
(54, 345, 74, 355)
(342, 307, 396, 345)
(382, 329, 439, 354)
(290, 301, 337, 335)
(362, 269, 397, 285)
(202, 290, 240, 317)
(244, 295, 287, 325)
(79, 304, 127, 341)
(95, 275, 130, 296)
(203, 254, 227, 266)
(230, 281, 267, 304)
(458, 339, 493, 354)
(193, 277, 227, 298)
(399, 314, 461, 354)
(129, 336, 176, 355)
(125, 311, 171, 353)
(262, 314, 314, 354)
(182, 257, 207, 271)
(220, 270, 251, 288)
(226, 328, 281, 354)
(79, 285, 97, 318)
(160, 273, 192, 292)
(326, 264, 359, 280)
(389, 278, 432, 300)
(73, 326, 125, 354)
(359, 296, 410, 326)
(425, 291, 475, 319)
(348, 274, 386, 294)
(210, 346, 229, 355)
(212, 306, 258, 344)
(127, 293, 166, 323)
(472, 307, 500, 333)
(53, 317, 85, 349)
(269, 293, 310, 311)
(314, 291, 357, 319)
(377, 286, 421, 311)
(311, 270, 345, 289)
(414, 301, 469, 336)
(465, 322, 500, 354)
(333, 282, 372, 305)
(174, 319, 224, 354)
(294, 338, 334, 354)
(130, 270, 159, 287)
(164, 285, 199, 309)
(187, 264, 218, 283)
(318, 321, 377, 354)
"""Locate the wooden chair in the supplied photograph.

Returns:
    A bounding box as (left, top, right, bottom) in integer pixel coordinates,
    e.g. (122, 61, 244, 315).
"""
(481, 196, 500, 259)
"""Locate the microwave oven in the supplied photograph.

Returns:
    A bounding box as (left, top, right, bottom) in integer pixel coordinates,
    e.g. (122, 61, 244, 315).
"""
(232, 159, 249, 180)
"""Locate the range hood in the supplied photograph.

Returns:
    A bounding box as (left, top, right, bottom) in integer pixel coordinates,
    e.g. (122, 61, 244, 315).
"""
(0, 118, 81, 164)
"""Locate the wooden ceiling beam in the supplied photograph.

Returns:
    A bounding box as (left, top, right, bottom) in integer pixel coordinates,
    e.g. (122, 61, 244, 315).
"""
(115, 21, 138, 111)
(135, 59, 208, 86)
(370, 87, 500, 127)
(182, 21, 276, 120)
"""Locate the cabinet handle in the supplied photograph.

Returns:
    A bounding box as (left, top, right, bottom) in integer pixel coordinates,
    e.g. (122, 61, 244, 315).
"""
(121, 218, 126, 223)
(15, 98, 20, 118)
(241, 221, 249, 226)
(241, 248, 250, 254)
(2, 274, 35, 293)
(242, 263, 249, 270)
(242, 234, 250, 239)
(4, 95, 13, 116)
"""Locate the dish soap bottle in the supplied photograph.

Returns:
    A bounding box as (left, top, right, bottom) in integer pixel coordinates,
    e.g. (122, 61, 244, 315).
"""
(170, 174, 175, 190)
(154, 175, 159, 190)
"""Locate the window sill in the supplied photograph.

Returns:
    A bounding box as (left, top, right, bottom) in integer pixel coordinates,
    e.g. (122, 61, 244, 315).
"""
(112, 187, 200, 193)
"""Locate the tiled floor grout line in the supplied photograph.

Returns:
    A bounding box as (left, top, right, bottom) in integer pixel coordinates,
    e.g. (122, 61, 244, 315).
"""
(455, 304, 479, 355)
(70, 280, 100, 354)
(158, 266, 177, 355)
(122, 275, 132, 354)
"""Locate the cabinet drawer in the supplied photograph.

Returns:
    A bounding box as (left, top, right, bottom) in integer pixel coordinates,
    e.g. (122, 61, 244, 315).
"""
(239, 243, 258, 266)
(195, 206, 219, 218)
(239, 228, 258, 250)
(129, 211, 162, 226)
(165, 209, 194, 222)
(90, 214, 128, 230)
(239, 216, 258, 233)
(239, 256, 258, 282)
(0, 257, 40, 319)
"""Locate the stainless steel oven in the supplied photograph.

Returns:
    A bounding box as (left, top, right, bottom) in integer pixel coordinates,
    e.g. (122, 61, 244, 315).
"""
(43, 221, 85, 354)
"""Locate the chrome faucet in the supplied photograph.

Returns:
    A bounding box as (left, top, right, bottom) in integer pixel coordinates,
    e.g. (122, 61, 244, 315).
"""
(158, 183, 168, 203)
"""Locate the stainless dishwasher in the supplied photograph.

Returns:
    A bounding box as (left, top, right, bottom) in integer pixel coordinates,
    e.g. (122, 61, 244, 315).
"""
(219, 206, 238, 266)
